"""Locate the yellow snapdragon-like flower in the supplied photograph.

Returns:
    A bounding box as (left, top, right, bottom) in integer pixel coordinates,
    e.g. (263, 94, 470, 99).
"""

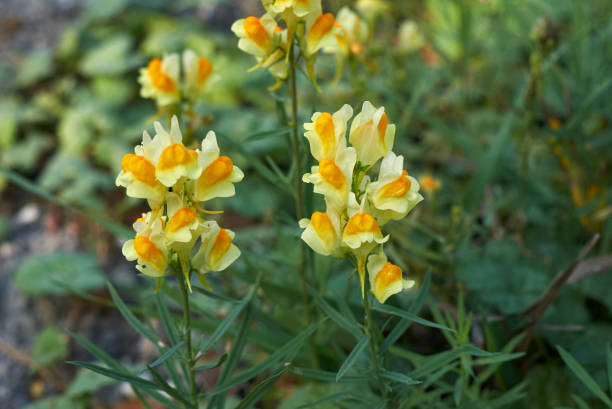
(192, 131, 244, 202)
(192, 221, 241, 276)
(122, 213, 168, 277)
(182, 49, 214, 101)
(349, 101, 395, 166)
(298, 203, 343, 257)
(142, 116, 201, 187)
(356, 0, 390, 20)
(367, 251, 414, 304)
(303, 104, 353, 161)
(264, 0, 322, 20)
(305, 12, 338, 56)
(367, 152, 423, 223)
(336, 7, 369, 55)
(302, 145, 356, 207)
(138, 54, 180, 107)
(300, 102, 421, 303)
(116, 151, 165, 209)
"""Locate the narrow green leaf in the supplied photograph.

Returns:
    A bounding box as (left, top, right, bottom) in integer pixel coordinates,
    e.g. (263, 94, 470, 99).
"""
(233, 367, 287, 409)
(200, 288, 254, 354)
(210, 319, 325, 397)
(336, 335, 369, 382)
(379, 269, 432, 355)
(473, 352, 525, 366)
(211, 302, 254, 409)
(556, 345, 612, 407)
(295, 393, 351, 409)
(68, 361, 160, 390)
(192, 285, 240, 303)
(572, 394, 592, 409)
(155, 292, 188, 394)
(291, 367, 369, 383)
(148, 341, 184, 368)
(309, 287, 362, 339)
(380, 370, 420, 385)
(607, 344, 612, 399)
(195, 353, 227, 371)
(107, 282, 159, 343)
(453, 377, 462, 406)
(146, 365, 191, 406)
(373, 303, 453, 332)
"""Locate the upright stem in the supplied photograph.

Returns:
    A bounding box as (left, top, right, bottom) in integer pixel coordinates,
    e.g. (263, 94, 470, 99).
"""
(177, 266, 197, 408)
(361, 265, 389, 407)
(288, 42, 310, 322)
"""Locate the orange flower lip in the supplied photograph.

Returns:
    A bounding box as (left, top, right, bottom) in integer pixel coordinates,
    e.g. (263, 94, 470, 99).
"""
(121, 153, 157, 186)
(375, 262, 402, 294)
(344, 213, 380, 235)
(314, 112, 335, 152)
(198, 156, 234, 189)
(147, 58, 177, 94)
(311, 212, 336, 243)
(308, 13, 335, 45)
(379, 170, 410, 199)
(318, 159, 345, 190)
(197, 57, 212, 85)
(134, 235, 166, 271)
(167, 208, 199, 232)
(157, 144, 197, 170)
(244, 16, 271, 50)
(210, 228, 232, 267)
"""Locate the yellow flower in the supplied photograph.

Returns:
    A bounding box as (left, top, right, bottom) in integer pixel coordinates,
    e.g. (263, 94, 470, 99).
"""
(299, 204, 343, 256)
(264, 0, 321, 19)
(367, 251, 414, 303)
(142, 116, 201, 188)
(349, 101, 395, 166)
(165, 192, 202, 244)
(303, 104, 353, 161)
(116, 152, 165, 208)
(192, 221, 241, 275)
(122, 214, 168, 277)
(342, 208, 387, 254)
(232, 14, 280, 58)
(305, 12, 338, 56)
(397, 20, 423, 54)
(138, 54, 180, 107)
(336, 7, 369, 55)
(302, 145, 356, 207)
(182, 49, 213, 101)
(420, 174, 442, 195)
(192, 131, 244, 202)
(356, 0, 390, 20)
(367, 152, 423, 223)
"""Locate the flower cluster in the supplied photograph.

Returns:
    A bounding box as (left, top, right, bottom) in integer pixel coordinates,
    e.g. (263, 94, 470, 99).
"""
(231, 1, 369, 88)
(299, 101, 423, 303)
(116, 116, 243, 289)
(138, 49, 214, 107)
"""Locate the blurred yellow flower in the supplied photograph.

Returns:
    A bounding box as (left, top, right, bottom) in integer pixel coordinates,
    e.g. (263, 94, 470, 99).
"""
(420, 174, 442, 194)
(397, 20, 424, 54)
(138, 54, 180, 106)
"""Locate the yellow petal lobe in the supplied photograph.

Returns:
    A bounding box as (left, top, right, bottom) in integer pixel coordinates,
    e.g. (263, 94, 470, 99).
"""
(314, 112, 335, 152)
(198, 156, 234, 189)
(344, 213, 381, 235)
(157, 144, 197, 170)
(379, 170, 411, 198)
(134, 235, 166, 271)
(167, 208, 199, 232)
(374, 262, 402, 295)
(197, 57, 212, 85)
(147, 58, 177, 94)
(311, 212, 336, 244)
(210, 229, 232, 267)
(309, 13, 335, 45)
(244, 17, 270, 49)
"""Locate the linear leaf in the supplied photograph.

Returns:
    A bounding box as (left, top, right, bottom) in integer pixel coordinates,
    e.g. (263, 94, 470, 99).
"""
(148, 341, 184, 368)
(291, 367, 369, 383)
(195, 353, 227, 371)
(473, 352, 524, 366)
(107, 282, 158, 343)
(146, 365, 191, 406)
(211, 303, 254, 409)
(373, 303, 453, 332)
(155, 292, 187, 394)
(557, 345, 612, 407)
(607, 344, 612, 399)
(379, 269, 432, 355)
(295, 393, 351, 409)
(309, 287, 362, 339)
(233, 367, 287, 409)
(192, 285, 240, 303)
(209, 319, 325, 397)
(381, 370, 420, 385)
(68, 361, 160, 391)
(200, 288, 255, 354)
(336, 335, 369, 382)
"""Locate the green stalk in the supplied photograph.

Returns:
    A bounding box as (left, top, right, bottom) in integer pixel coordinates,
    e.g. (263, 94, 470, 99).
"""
(177, 265, 197, 409)
(287, 40, 310, 324)
(360, 265, 389, 407)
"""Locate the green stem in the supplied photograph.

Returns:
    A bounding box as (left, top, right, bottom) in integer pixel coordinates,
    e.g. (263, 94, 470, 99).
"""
(361, 268, 389, 407)
(177, 265, 197, 408)
(288, 41, 310, 323)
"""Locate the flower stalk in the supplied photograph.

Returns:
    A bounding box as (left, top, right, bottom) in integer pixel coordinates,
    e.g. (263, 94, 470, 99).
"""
(177, 263, 197, 409)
